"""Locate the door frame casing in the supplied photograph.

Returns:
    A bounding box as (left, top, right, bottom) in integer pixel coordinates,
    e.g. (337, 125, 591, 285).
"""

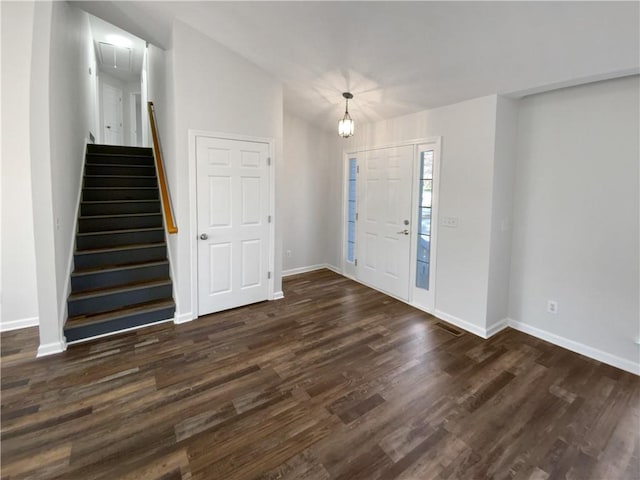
(188, 130, 276, 320)
(341, 137, 442, 313)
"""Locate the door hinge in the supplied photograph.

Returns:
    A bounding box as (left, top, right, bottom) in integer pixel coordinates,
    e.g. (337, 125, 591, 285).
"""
(267, 157, 271, 166)
(357, 165, 360, 173)
(268, 271, 272, 279)
(355, 213, 358, 221)
(355, 259, 358, 266)
(268, 215, 272, 223)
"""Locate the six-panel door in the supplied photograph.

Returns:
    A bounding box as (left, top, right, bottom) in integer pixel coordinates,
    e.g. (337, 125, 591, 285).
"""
(357, 145, 414, 300)
(196, 136, 270, 315)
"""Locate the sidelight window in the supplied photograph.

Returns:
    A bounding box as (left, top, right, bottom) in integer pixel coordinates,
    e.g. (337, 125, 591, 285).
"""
(416, 150, 434, 289)
(346, 158, 357, 263)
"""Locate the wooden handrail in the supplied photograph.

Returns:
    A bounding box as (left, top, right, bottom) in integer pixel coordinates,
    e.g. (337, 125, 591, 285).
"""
(147, 101, 177, 234)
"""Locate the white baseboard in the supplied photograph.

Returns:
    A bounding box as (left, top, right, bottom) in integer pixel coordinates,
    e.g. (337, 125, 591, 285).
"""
(486, 318, 509, 337)
(508, 319, 640, 376)
(434, 310, 487, 338)
(37, 339, 67, 357)
(174, 312, 195, 324)
(324, 264, 342, 275)
(1, 316, 39, 332)
(273, 291, 284, 300)
(282, 263, 344, 278)
(282, 264, 326, 277)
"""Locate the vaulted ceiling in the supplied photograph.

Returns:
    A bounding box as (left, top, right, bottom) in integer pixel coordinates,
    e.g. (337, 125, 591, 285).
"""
(75, 1, 640, 131)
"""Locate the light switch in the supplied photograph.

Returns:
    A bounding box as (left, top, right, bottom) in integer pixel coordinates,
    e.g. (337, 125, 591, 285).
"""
(441, 216, 458, 228)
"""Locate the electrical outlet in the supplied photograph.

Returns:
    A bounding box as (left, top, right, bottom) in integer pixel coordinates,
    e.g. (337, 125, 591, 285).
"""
(547, 300, 558, 314)
(286, 250, 292, 258)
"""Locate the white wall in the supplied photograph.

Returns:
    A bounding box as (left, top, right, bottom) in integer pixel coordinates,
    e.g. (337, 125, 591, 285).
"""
(0, 1, 39, 331)
(331, 96, 500, 335)
(485, 96, 519, 331)
(19, 0, 97, 353)
(146, 43, 169, 154)
(282, 111, 332, 273)
(144, 43, 180, 311)
(29, 0, 61, 353)
(168, 20, 283, 320)
(510, 76, 640, 373)
(49, 1, 96, 334)
(141, 47, 149, 147)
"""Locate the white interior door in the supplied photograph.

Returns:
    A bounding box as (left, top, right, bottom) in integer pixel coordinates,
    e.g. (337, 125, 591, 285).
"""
(196, 136, 271, 316)
(102, 83, 123, 145)
(357, 145, 414, 300)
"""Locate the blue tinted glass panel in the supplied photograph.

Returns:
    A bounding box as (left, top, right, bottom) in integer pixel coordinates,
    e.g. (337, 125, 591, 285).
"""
(348, 199, 356, 218)
(417, 234, 430, 262)
(346, 158, 357, 263)
(419, 208, 431, 236)
(416, 153, 433, 290)
(348, 179, 356, 200)
(349, 159, 357, 177)
(348, 220, 355, 241)
(416, 261, 429, 289)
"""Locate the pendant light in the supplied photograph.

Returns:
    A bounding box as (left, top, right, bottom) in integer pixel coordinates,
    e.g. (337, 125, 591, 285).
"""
(338, 92, 354, 138)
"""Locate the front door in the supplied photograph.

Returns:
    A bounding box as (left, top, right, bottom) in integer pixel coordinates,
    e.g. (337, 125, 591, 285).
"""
(196, 136, 271, 315)
(102, 83, 123, 145)
(357, 145, 414, 300)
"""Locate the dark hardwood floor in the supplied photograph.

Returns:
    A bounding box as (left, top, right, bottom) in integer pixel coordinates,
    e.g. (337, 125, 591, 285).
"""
(1, 269, 638, 479)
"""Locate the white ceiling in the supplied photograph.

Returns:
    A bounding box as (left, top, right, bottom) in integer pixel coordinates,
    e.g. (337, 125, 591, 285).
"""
(89, 14, 145, 83)
(77, 1, 640, 131)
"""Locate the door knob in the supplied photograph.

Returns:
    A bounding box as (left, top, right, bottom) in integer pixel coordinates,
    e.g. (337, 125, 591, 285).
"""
(397, 229, 409, 235)
(199, 233, 208, 240)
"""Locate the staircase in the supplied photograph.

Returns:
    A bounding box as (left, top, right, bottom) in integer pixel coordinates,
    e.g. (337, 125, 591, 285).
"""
(64, 144, 175, 342)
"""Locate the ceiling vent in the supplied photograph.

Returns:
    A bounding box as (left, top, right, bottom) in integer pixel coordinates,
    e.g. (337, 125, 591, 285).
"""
(98, 42, 132, 71)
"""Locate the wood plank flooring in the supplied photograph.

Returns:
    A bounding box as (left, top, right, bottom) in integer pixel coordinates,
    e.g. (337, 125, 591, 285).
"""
(1, 269, 638, 479)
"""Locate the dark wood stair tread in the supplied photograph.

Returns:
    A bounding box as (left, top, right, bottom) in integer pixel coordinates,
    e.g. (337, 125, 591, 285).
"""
(81, 200, 161, 204)
(87, 162, 154, 167)
(79, 212, 162, 219)
(84, 174, 157, 178)
(82, 186, 158, 190)
(74, 241, 166, 255)
(88, 152, 153, 158)
(71, 260, 169, 277)
(68, 278, 172, 301)
(65, 299, 175, 329)
(76, 227, 164, 238)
